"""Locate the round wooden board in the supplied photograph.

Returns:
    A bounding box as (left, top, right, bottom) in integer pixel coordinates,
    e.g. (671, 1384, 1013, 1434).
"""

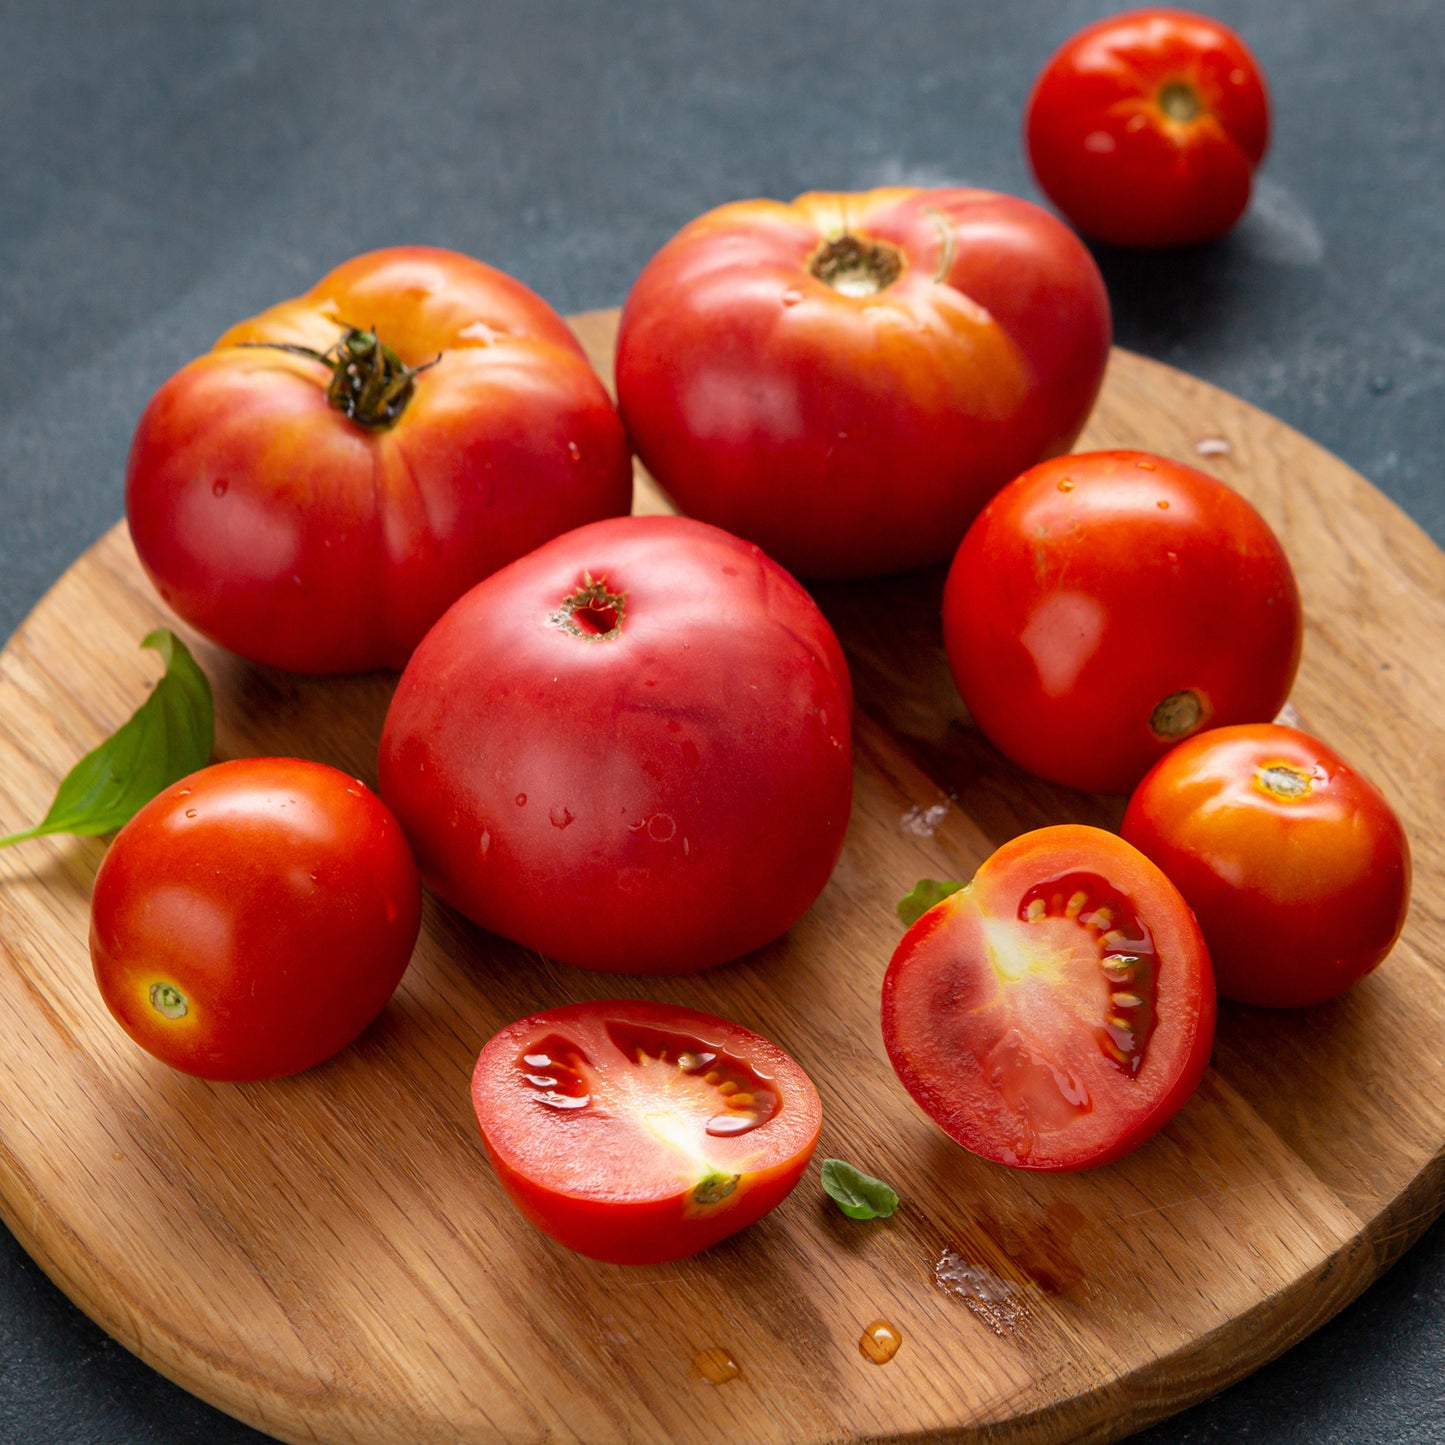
(2, 309, 1443, 1445)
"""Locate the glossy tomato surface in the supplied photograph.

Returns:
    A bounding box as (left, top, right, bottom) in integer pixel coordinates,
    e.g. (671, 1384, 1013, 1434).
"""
(943, 449, 1302, 795)
(378, 514, 854, 973)
(1122, 724, 1411, 1007)
(882, 825, 1215, 1171)
(126, 246, 632, 673)
(471, 999, 822, 1264)
(615, 186, 1111, 579)
(89, 757, 423, 1081)
(1025, 8, 1271, 248)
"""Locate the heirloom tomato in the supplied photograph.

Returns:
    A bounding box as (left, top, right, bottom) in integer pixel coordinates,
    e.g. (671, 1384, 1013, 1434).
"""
(378, 514, 854, 973)
(942, 449, 1302, 794)
(89, 757, 422, 1081)
(1025, 8, 1271, 248)
(614, 186, 1111, 578)
(1122, 724, 1411, 1008)
(125, 246, 632, 674)
(471, 999, 822, 1264)
(882, 825, 1215, 1171)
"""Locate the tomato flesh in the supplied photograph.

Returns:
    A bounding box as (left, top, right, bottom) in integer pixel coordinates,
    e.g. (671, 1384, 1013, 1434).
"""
(471, 1000, 821, 1264)
(881, 826, 1215, 1171)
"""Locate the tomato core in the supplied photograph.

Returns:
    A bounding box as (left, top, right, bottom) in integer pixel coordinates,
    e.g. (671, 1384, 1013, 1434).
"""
(1149, 689, 1204, 741)
(808, 234, 903, 296)
(549, 577, 626, 639)
(1157, 80, 1201, 124)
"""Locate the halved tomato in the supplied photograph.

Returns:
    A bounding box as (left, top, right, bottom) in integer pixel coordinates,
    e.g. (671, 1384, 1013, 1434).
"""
(470, 1000, 822, 1263)
(881, 825, 1215, 1170)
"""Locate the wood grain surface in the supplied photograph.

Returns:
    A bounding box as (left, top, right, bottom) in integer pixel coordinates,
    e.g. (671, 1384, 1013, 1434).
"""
(1, 309, 1442, 1445)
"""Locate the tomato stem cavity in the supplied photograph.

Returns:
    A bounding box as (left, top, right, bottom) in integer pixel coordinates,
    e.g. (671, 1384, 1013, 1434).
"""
(549, 575, 626, 641)
(1149, 689, 1204, 741)
(148, 982, 188, 1019)
(236, 326, 439, 429)
(1158, 79, 1201, 123)
(1257, 762, 1314, 800)
(808, 233, 903, 297)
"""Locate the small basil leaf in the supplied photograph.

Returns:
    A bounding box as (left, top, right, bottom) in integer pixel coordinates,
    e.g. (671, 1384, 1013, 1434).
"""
(0, 629, 214, 847)
(821, 1157, 900, 1220)
(897, 877, 964, 928)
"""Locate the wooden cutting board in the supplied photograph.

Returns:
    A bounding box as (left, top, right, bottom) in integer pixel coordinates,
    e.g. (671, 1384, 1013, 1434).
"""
(1, 309, 1443, 1445)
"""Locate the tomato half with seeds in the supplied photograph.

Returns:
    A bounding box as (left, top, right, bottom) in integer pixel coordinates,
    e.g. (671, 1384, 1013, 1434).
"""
(1025, 8, 1271, 248)
(89, 757, 423, 1081)
(942, 449, 1303, 795)
(1121, 723, 1411, 1007)
(881, 825, 1214, 1171)
(471, 1000, 822, 1264)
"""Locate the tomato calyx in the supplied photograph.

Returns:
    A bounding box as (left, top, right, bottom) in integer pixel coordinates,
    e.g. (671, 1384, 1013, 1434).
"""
(148, 982, 188, 1019)
(808, 233, 903, 297)
(1157, 79, 1201, 124)
(548, 574, 626, 640)
(1148, 689, 1205, 742)
(236, 325, 440, 429)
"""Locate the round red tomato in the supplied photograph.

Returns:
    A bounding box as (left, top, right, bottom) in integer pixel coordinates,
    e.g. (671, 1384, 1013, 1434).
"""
(614, 186, 1111, 579)
(126, 246, 633, 674)
(882, 825, 1215, 1171)
(377, 513, 854, 973)
(89, 757, 422, 1081)
(1121, 724, 1411, 1007)
(1025, 8, 1271, 248)
(942, 449, 1302, 795)
(471, 999, 822, 1264)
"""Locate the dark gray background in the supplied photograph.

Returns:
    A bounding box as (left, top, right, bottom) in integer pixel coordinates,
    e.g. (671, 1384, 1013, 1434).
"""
(1, 2, 1441, 1441)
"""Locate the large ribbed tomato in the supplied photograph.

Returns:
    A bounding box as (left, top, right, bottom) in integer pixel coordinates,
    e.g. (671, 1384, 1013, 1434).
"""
(126, 246, 632, 673)
(614, 186, 1111, 578)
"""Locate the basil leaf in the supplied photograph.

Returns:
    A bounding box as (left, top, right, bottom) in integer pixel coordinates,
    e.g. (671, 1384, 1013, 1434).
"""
(897, 877, 964, 928)
(0, 629, 214, 847)
(821, 1158, 900, 1220)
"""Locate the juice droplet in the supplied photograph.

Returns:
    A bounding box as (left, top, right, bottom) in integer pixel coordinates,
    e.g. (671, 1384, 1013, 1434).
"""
(211, 477, 229, 497)
(781, 286, 804, 307)
(692, 1346, 740, 1384)
(859, 1319, 902, 1364)
(515, 793, 527, 807)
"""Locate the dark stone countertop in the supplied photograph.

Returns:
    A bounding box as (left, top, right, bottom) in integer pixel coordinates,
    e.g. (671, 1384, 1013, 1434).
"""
(1, 3, 1441, 1442)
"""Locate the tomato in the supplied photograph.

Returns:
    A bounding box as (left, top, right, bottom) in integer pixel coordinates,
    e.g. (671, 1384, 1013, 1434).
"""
(125, 246, 633, 674)
(1025, 8, 1271, 248)
(378, 513, 854, 973)
(470, 999, 821, 1264)
(942, 449, 1302, 795)
(614, 186, 1111, 579)
(882, 825, 1215, 1171)
(89, 757, 422, 1081)
(1121, 724, 1411, 1008)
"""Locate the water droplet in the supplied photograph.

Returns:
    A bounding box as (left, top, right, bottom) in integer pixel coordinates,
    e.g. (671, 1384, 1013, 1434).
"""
(211, 477, 229, 497)
(901, 798, 952, 837)
(692, 1347, 740, 1384)
(515, 793, 527, 807)
(549, 804, 574, 829)
(647, 813, 677, 843)
(1135, 458, 1157, 471)
(479, 828, 491, 856)
(934, 1248, 1031, 1335)
(781, 287, 804, 307)
(184, 808, 197, 819)
(1156, 498, 1171, 509)
(1193, 435, 1232, 458)
(567, 441, 582, 463)
(1057, 476, 1075, 492)
(859, 1320, 902, 1364)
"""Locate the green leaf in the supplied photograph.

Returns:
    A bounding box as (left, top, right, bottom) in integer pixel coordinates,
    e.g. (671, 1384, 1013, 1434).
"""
(821, 1158, 900, 1221)
(897, 877, 964, 928)
(0, 629, 214, 847)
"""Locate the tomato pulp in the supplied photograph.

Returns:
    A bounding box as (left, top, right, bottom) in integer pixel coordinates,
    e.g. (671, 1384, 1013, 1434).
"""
(882, 826, 1215, 1170)
(126, 246, 633, 673)
(1025, 8, 1271, 248)
(471, 1000, 822, 1264)
(615, 186, 1111, 578)
(378, 514, 854, 973)
(1122, 723, 1411, 1007)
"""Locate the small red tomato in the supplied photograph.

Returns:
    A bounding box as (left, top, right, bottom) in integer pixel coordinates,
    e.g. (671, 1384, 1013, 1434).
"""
(378, 513, 853, 974)
(615, 186, 1111, 578)
(1025, 8, 1270, 248)
(89, 758, 422, 1081)
(1121, 724, 1411, 1007)
(126, 246, 633, 674)
(471, 999, 822, 1264)
(882, 825, 1215, 1171)
(942, 449, 1303, 794)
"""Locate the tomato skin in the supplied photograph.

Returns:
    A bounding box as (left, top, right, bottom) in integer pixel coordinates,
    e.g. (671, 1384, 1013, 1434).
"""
(942, 449, 1302, 795)
(125, 247, 633, 674)
(377, 514, 854, 973)
(471, 999, 821, 1264)
(1025, 8, 1271, 248)
(1121, 724, 1411, 1007)
(88, 758, 422, 1081)
(881, 825, 1215, 1171)
(615, 187, 1111, 578)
